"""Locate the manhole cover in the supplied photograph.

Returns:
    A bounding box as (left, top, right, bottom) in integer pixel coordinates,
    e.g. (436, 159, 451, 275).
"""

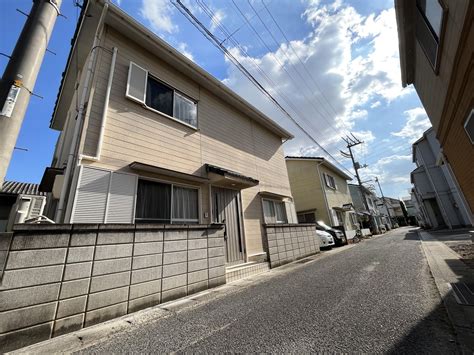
(450, 283, 474, 306)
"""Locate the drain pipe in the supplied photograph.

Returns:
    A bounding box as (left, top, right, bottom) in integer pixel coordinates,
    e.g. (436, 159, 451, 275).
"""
(55, 3, 109, 222)
(81, 46, 117, 161)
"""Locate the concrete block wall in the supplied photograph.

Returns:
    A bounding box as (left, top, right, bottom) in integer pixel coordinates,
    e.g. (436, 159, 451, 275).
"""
(0, 223, 224, 352)
(263, 224, 319, 268)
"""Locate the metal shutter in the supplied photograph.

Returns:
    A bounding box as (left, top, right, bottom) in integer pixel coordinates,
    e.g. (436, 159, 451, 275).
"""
(284, 201, 297, 224)
(106, 172, 137, 223)
(72, 167, 110, 223)
(125, 62, 147, 104)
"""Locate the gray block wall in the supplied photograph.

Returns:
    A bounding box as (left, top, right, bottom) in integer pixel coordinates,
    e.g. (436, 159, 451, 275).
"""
(263, 224, 319, 268)
(0, 223, 225, 352)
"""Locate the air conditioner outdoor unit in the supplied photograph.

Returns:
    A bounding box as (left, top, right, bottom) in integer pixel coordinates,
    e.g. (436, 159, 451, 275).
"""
(6, 195, 46, 231)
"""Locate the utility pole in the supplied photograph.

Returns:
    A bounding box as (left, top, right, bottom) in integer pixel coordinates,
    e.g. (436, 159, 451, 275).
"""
(375, 176, 393, 227)
(341, 134, 377, 233)
(0, 0, 62, 186)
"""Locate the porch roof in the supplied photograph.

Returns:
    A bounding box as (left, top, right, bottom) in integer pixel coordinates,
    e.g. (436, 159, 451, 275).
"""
(129, 162, 209, 183)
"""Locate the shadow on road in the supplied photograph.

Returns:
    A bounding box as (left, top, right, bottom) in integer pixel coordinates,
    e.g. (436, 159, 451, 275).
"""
(404, 231, 420, 241)
(386, 299, 458, 353)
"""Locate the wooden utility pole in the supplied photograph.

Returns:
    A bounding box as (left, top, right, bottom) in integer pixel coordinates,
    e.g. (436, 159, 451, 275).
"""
(375, 176, 394, 227)
(341, 134, 377, 233)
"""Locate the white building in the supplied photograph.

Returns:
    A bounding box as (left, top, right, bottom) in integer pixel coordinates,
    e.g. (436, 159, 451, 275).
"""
(411, 128, 473, 228)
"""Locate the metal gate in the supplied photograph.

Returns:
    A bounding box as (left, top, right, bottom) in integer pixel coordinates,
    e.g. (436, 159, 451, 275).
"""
(212, 187, 244, 265)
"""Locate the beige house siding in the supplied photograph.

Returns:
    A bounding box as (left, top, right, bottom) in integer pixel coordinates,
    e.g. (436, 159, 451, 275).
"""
(319, 164, 356, 230)
(68, 26, 292, 259)
(286, 159, 356, 231)
(286, 160, 328, 223)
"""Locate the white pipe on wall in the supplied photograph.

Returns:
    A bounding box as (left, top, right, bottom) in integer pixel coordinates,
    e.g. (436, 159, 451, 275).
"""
(81, 46, 118, 162)
(55, 3, 109, 222)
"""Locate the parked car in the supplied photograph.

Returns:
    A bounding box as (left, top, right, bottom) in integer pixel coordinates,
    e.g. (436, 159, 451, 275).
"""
(316, 221, 348, 246)
(317, 230, 335, 249)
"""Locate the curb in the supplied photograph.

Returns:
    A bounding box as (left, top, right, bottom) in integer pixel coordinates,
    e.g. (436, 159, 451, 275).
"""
(417, 230, 474, 354)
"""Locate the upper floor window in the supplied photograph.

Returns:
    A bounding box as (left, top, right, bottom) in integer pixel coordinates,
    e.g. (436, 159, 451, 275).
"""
(126, 62, 198, 128)
(415, 0, 446, 71)
(324, 173, 337, 190)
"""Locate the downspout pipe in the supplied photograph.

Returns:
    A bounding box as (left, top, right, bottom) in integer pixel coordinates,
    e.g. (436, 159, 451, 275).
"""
(81, 46, 118, 161)
(55, 3, 109, 222)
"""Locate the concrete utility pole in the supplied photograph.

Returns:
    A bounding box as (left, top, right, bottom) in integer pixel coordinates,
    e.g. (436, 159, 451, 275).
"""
(375, 176, 394, 227)
(341, 134, 377, 233)
(0, 0, 62, 186)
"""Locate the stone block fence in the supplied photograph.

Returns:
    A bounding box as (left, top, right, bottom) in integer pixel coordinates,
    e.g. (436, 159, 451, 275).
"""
(0, 223, 224, 352)
(263, 224, 319, 268)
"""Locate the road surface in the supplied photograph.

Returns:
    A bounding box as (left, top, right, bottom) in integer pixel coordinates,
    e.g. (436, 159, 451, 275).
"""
(79, 227, 458, 353)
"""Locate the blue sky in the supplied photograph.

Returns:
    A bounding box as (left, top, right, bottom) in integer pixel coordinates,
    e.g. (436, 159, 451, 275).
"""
(0, 0, 432, 199)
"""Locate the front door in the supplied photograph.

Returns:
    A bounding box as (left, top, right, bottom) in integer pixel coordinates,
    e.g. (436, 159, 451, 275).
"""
(212, 187, 244, 265)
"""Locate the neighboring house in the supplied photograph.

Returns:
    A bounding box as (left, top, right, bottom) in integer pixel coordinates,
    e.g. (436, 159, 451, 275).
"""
(40, 0, 297, 267)
(285, 157, 358, 237)
(402, 194, 420, 225)
(411, 128, 473, 228)
(395, 0, 474, 213)
(0, 181, 46, 231)
(376, 196, 407, 227)
(348, 184, 386, 233)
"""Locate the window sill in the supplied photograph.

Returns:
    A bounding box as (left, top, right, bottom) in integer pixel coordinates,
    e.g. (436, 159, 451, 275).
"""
(142, 103, 199, 131)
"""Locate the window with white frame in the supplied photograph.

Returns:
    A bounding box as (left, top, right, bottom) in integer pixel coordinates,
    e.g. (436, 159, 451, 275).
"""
(415, 0, 446, 70)
(135, 179, 199, 224)
(126, 62, 198, 128)
(324, 173, 337, 189)
(262, 199, 287, 224)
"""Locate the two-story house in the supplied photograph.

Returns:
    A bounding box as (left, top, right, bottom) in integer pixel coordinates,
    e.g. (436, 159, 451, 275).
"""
(39, 0, 298, 268)
(411, 128, 473, 228)
(285, 157, 358, 238)
(348, 184, 386, 234)
(395, 0, 474, 213)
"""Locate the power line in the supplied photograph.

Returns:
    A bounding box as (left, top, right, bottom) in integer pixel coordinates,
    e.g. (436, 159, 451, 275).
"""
(261, 0, 346, 129)
(245, 0, 343, 136)
(196, 0, 327, 142)
(173, 0, 354, 177)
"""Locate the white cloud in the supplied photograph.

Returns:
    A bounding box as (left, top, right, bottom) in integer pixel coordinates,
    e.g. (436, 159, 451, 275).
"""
(140, 0, 177, 35)
(220, 1, 407, 167)
(177, 42, 194, 61)
(209, 9, 226, 32)
(391, 107, 432, 143)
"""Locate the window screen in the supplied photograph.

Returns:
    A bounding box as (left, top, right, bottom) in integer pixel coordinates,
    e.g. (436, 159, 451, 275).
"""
(146, 76, 174, 117)
(174, 92, 197, 127)
(416, 0, 443, 38)
(415, 0, 444, 69)
(126, 62, 147, 103)
(172, 186, 199, 224)
(135, 179, 171, 223)
(324, 174, 336, 189)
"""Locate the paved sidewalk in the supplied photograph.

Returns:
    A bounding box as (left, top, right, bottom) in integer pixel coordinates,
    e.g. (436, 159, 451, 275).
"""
(419, 230, 474, 354)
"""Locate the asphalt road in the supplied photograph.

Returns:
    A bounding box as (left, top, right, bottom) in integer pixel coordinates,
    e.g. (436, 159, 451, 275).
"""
(81, 227, 458, 353)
